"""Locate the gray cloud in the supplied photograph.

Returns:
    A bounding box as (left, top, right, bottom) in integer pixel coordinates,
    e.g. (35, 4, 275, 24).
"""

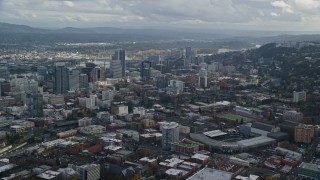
(0, 0, 319, 30)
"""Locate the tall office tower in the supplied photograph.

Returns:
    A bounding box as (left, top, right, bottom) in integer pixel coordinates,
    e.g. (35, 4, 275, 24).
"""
(110, 60, 122, 78)
(162, 122, 180, 150)
(37, 66, 47, 79)
(54, 63, 69, 94)
(0, 66, 10, 80)
(114, 49, 126, 77)
(68, 68, 80, 91)
(78, 164, 100, 180)
(26, 92, 43, 117)
(156, 74, 168, 89)
(141, 61, 151, 82)
(198, 68, 208, 88)
(90, 67, 105, 82)
(186, 47, 192, 59)
(79, 74, 89, 89)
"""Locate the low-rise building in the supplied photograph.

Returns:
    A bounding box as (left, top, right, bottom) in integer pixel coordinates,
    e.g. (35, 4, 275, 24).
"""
(10, 125, 25, 133)
(298, 162, 320, 180)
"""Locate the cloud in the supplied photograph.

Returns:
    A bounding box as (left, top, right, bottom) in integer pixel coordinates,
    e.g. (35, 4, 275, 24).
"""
(271, 1, 293, 13)
(0, 0, 318, 30)
(63, 1, 74, 8)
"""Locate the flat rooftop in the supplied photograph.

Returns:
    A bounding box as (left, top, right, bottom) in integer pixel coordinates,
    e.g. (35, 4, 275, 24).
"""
(299, 162, 320, 172)
(187, 167, 233, 180)
(203, 130, 227, 138)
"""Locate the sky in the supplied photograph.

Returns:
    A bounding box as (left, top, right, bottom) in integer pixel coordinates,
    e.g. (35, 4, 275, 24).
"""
(1, 0, 320, 31)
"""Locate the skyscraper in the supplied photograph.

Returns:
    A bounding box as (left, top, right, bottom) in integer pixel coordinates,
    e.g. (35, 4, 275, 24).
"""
(110, 60, 122, 78)
(68, 68, 80, 91)
(54, 63, 69, 94)
(79, 74, 89, 89)
(26, 92, 43, 117)
(199, 68, 208, 88)
(90, 67, 105, 82)
(114, 49, 126, 77)
(141, 61, 151, 82)
(0, 66, 10, 80)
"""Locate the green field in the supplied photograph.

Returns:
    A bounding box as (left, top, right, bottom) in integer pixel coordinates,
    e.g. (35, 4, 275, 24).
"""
(217, 113, 254, 122)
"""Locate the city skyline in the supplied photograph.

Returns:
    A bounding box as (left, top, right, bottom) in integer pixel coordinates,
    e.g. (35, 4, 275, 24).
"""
(1, 0, 320, 31)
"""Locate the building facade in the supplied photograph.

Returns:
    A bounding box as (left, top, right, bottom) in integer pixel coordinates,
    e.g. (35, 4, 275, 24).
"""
(295, 124, 315, 144)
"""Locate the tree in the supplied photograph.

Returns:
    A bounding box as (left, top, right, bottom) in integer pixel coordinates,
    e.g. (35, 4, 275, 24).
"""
(240, 118, 244, 125)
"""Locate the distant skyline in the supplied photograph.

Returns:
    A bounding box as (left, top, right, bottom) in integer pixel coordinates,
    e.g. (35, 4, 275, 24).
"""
(1, 0, 320, 31)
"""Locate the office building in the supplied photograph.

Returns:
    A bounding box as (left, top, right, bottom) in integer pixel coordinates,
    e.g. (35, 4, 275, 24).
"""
(168, 80, 184, 95)
(141, 61, 151, 82)
(37, 66, 48, 79)
(54, 63, 69, 94)
(79, 74, 89, 89)
(86, 95, 98, 110)
(78, 164, 100, 180)
(68, 68, 80, 91)
(198, 68, 208, 88)
(0, 66, 9, 80)
(293, 91, 306, 103)
(114, 49, 126, 77)
(295, 124, 315, 144)
(162, 122, 180, 150)
(156, 74, 168, 89)
(90, 67, 105, 82)
(25, 92, 43, 117)
(110, 60, 122, 78)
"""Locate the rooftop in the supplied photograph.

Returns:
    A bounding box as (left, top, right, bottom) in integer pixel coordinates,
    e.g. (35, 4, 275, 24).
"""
(299, 162, 320, 172)
(203, 130, 228, 138)
(187, 167, 233, 180)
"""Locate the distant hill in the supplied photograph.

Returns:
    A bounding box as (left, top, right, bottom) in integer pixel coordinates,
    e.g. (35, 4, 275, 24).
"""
(1, 22, 320, 46)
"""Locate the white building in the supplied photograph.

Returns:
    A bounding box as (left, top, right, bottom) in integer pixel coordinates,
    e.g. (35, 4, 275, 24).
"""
(293, 91, 306, 103)
(78, 125, 106, 135)
(283, 110, 303, 121)
(198, 68, 208, 88)
(86, 95, 98, 110)
(162, 122, 180, 150)
(77, 164, 100, 180)
(10, 125, 25, 133)
(133, 107, 146, 117)
(168, 80, 184, 95)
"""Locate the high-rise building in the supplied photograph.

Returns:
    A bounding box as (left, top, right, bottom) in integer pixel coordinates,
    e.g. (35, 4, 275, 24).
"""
(186, 47, 192, 59)
(168, 80, 184, 95)
(198, 68, 208, 88)
(114, 49, 126, 77)
(156, 75, 168, 89)
(25, 92, 43, 117)
(37, 66, 47, 79)
(295, 124, 315, 144)
(162, 122, 180, 150)
(0, 66, 9, 80)
(68, 68, 80, 91)
(110, 60, 122, 78)
(54, 63, 69, 94)
(293, 91, 306, 103)
(90, 67, 105, 82)
(77, 164, 100, 180)
(141, 61, 151, 82)
(79, 74, 89, 89)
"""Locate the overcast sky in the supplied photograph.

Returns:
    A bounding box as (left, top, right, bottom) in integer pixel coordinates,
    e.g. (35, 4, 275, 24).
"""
(1, 0, 320, 31)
